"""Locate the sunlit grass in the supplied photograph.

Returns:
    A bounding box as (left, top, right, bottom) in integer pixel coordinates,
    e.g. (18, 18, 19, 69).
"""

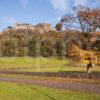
(0, 57, 67, 68)
(0, 57, 99, 72)
(0, 82, 100, 100)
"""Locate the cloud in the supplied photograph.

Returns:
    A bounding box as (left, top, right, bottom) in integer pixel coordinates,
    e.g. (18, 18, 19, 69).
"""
(19, 0, 29, 7)
(51, 0, 67, 12)
(72, 0, 88, 6)
(72, 0, 100, 7)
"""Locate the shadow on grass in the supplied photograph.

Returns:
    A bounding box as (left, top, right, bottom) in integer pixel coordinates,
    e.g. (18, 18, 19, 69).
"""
(0, 70, 100, 79)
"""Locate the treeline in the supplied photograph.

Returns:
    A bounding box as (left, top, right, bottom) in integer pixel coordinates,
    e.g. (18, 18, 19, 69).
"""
(0, 29, 67, 57)
(0, 29, 99, 62)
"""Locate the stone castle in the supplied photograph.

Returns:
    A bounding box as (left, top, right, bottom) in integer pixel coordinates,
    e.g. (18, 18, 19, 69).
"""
(3, 23, 52, 33)
(15, 23, 35, 30)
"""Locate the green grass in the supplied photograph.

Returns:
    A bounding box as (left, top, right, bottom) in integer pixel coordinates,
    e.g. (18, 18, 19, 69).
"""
(0, 57, 67, 68)
(0, 82, 100, 100)
(0, 57, 100, 99)
(0, 57, 100, 72)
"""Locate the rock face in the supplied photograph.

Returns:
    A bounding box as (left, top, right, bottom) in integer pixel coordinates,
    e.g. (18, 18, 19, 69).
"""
(2, 23, 52, 33)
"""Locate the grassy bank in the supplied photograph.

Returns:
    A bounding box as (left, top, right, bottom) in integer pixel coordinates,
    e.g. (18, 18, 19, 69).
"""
(0, 57, 99, 72)
(0, 82, 100, 100)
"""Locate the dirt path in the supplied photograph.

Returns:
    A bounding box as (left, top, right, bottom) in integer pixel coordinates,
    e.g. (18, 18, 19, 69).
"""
(0, 69, 100, 94)
(0, 76, 100, 94)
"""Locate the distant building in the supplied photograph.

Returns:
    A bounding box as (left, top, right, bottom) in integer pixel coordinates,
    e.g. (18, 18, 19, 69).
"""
(2, 23, 52, 33)
(15, 23, 35, 30)
(35, 23, 52, 33)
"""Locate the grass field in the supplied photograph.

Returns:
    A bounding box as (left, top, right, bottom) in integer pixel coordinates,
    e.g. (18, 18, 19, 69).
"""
(0, 57, 67, 68)
(0, 57, 99, 72)
(0, 82, 100, 100)
(0, 57, 100, 100)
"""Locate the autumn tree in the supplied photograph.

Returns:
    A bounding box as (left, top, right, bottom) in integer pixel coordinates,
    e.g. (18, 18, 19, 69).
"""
(60, 6, 100, 78)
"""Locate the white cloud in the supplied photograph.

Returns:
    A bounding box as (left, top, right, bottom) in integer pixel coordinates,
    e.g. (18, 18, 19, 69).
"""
(51, 0, 67, 12)
(19, 0, 29, 7)
(72, 0, 100, 8)
(72, 0, 88, 6)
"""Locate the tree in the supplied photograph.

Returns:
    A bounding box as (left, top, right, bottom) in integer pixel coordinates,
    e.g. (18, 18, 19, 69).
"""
(55, 23, 62, 31)
(60, 6, 100, 78)
(28, 36, 36, 57)
(1, 39, 16, 56)
(41, 39, 52, 57)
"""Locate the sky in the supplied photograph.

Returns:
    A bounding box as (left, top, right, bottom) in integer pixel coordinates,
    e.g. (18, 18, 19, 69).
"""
(0, 0, 100, 31)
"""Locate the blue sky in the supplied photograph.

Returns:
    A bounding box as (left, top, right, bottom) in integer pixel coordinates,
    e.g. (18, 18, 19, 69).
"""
(0, 0, 100, 31)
